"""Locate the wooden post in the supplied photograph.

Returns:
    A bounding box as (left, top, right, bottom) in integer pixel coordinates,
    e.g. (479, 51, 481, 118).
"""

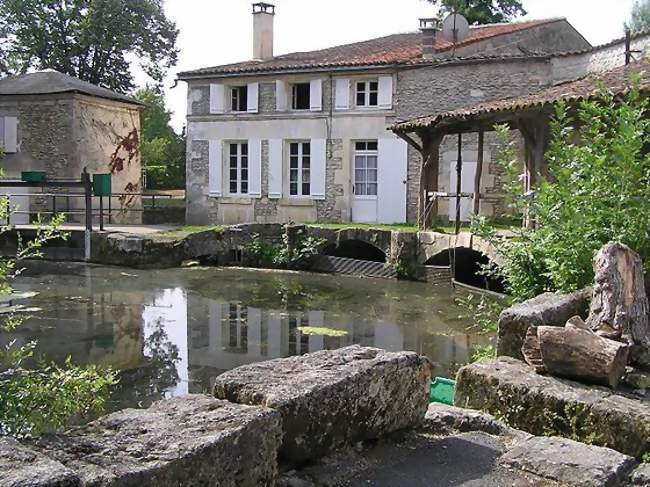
(82, 168, 92, 261)
(472, 129, 484, 216)
(418, 131, 443, 230)
(454, 133, 463, 234)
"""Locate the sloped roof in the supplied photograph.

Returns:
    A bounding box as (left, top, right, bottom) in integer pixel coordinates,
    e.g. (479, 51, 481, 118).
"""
(178, 18, 565, 78)
(391, 58, 650, 132)
(0, 71, 143, 106)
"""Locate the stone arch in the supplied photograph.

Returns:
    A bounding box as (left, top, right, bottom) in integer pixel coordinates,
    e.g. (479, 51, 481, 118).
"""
(423, 245, 504, 292)
(322, 239, 387, 263)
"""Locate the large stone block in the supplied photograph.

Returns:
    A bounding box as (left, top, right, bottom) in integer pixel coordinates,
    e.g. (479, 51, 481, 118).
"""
(497, 289, 590, 359)
(34, 395, 282, 487)
(213, 345, 432, 463)
(500, 436, 635, 487)
(455, 357, 650, 458)
(0, 437, 79, 487)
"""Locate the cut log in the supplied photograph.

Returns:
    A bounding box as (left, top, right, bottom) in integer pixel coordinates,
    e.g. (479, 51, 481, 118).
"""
(521, 326, 545, 373)
(537, 323, 630, 388)
(586, 241, 650, 347)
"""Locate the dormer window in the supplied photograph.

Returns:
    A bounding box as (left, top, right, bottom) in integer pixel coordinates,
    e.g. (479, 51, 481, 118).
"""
(231, 86, 248, 112)
(291, 83, 310, 110)
(356, 80, 379, 107)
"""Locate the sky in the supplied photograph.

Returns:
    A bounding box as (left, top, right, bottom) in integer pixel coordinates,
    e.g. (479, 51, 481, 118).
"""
(139, 0, 638, 131)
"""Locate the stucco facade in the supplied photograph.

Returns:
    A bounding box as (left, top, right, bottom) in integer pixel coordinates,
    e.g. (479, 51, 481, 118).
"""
(181, 11, 596, 226)
(0, 89, 143, 224)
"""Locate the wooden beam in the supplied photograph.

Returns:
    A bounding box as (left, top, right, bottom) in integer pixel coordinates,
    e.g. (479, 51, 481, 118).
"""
(395, 131, 423, 153)
(473, 129, 484, 215)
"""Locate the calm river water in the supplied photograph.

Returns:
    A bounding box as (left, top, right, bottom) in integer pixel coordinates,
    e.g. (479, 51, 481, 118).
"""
(6, 261, 492, 411)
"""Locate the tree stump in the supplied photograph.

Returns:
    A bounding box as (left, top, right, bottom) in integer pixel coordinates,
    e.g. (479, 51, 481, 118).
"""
(586, 242, 650, 347)
(537, 323, 629, 387)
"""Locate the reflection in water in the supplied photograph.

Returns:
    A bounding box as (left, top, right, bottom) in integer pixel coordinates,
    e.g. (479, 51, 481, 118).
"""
(8, 262, 492, 410)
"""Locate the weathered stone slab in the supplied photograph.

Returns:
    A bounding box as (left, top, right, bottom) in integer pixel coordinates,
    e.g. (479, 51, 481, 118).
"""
(35, 395, 282, 487)
(500, 436, 635, 487)
(422, 403, 512, 436)
(213, 345, 432, 463)
(0, 437, 80, 487)
(497, 289, 590, 360)
(455, 357, 650, 457)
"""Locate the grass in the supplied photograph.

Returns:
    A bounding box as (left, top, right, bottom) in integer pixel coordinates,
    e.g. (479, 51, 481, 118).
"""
(150, 224, 224, 240)
(306, 222, 420, 233)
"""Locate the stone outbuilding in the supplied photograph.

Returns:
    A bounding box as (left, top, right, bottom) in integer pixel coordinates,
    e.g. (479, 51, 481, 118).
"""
(0, 70, 144, 224)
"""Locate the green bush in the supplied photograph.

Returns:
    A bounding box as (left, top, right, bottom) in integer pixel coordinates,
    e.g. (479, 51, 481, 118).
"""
(473, 76, 650, 301)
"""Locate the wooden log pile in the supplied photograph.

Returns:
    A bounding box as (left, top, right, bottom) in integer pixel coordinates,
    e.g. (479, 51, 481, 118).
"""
(522, 242, 650, 388)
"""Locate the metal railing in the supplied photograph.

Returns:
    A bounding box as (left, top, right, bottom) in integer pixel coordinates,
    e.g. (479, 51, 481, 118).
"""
(0, 174, 181, 231)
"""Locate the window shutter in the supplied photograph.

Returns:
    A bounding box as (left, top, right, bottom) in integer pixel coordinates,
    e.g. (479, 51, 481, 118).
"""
(275, 80, 288, 111)
(335, 79, 350, 110)
(247, 83, 259, 113)
(249, 139, 262, 197)
(268, 139, 283, 199)
(208, 139, 223, 196)
(378, 76, 393, 109)
(377, 138, 407, 223)
(310, 138, 326, 200)
(209, 84, 224, 114)
(310, 79, 323, 112)
(3, 117, 17, 153)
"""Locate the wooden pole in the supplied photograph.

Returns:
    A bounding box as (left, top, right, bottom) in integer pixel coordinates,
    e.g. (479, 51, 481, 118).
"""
(472, 129, 484, 216)
(454, 133, 463, 234)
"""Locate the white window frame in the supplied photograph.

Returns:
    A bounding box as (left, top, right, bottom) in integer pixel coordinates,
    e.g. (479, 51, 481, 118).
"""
(288, 141, 311, 197)
(291, 83, 311, 111)
(353, 141, 378, 198)
(230, 86, 248, 113)
(227, 141, 249, 196)
(355, 79, 379, 108)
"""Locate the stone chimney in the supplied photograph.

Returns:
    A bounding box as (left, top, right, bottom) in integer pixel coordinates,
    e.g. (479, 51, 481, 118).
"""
(253, 2, 275, 61)
(419, 18, 439, 59)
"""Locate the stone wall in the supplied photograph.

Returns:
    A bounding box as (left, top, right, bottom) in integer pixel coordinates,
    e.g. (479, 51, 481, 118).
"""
(73, 95, 143, 224)
(551, 33, 650, 84)
(446, 20, 591, 59)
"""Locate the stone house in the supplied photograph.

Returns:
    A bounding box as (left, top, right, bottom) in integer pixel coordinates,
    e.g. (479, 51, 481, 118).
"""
(0, 71, 144, 224)
(180, 3, 592, 225)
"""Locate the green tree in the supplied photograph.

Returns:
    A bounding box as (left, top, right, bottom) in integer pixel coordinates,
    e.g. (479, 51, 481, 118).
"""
(473, 76, 650, 301)
(0, 0, 178, 93)
(425, 0, 526, 25)
(626, 0, 650, 34)
(134, 85, 186, 189)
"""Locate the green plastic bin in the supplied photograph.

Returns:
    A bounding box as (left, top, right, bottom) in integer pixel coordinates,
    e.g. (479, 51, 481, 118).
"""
(429, 377, 456, 405)
(93, 173, 112, 196)
(21, 170, 46, 183)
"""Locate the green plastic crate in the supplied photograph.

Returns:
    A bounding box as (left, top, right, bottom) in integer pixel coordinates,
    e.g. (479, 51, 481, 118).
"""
(21, 170, 46, 183)
(430, 377, 456, 405)
(93, 173, 112, 196)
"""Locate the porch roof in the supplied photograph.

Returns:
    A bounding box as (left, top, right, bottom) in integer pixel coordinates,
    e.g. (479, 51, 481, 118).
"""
(391, 57, 650, 134)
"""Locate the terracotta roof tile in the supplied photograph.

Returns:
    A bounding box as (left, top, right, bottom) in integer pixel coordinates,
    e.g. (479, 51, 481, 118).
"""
(178, 18, 564, 78)
(391, 58, 650, 132)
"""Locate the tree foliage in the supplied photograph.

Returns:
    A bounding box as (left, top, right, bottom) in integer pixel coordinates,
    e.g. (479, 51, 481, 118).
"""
(0, 0, 178, 93)
(473, 76, 650, 301)
(134, 85, 185, 189)
(425, 0, 526, 25)
(627, 0, 650, 34)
